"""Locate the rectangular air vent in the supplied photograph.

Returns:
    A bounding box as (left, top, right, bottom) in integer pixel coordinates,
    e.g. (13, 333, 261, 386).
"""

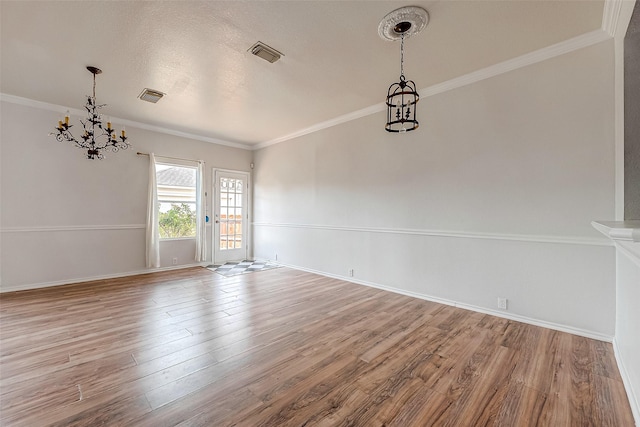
(248, 41, 283, 63)
(138, 88, 165, 103)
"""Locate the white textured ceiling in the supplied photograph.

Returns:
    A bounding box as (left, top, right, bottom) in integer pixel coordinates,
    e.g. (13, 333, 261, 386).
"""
(1, 1, 605, 147)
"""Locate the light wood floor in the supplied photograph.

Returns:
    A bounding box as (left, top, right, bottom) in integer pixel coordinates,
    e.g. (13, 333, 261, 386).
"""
(0, 267, 634, 426)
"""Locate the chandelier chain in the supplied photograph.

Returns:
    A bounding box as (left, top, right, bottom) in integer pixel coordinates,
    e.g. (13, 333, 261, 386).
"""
(400, 33, 405, 81)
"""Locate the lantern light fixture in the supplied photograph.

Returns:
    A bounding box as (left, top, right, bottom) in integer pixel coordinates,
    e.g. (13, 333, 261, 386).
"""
(50, 66, 130, 159)
(378, 6, 429, 133)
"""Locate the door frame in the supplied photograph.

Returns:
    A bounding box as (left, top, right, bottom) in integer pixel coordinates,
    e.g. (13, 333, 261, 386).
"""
(212, 168, 251, 264)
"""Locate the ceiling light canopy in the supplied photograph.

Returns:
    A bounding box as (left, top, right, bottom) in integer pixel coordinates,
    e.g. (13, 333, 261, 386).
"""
(50, 66, 130, 159)
(379, 6, 428, 133)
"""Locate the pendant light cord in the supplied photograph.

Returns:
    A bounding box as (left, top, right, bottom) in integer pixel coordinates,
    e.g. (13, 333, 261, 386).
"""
(92, 72, 97, 99)
(400, 33, 405, 82)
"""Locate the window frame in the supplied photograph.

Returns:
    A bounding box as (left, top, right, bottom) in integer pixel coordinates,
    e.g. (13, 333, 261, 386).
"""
(155, 160, 199, 240)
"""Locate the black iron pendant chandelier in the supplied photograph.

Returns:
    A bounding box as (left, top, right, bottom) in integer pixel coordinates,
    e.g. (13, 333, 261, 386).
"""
(386, 31, 419, 133)
(379, 6, 429, 133)
(51, 66, 129, 159)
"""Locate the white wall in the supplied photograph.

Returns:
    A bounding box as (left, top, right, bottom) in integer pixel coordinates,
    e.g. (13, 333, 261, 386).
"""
(615, 242, 640, 422)
(0, 100, 252, 291)
(253, 40, 617, 338)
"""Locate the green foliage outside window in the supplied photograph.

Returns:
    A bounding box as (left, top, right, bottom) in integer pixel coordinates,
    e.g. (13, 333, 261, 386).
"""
(159, 203, 196, 238)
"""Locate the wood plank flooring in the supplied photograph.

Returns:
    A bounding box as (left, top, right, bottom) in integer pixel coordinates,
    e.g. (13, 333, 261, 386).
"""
(0, 267, 634, 426)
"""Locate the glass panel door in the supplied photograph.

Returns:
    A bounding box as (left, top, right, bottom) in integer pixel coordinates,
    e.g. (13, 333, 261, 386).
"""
(214, 170, 249, 263)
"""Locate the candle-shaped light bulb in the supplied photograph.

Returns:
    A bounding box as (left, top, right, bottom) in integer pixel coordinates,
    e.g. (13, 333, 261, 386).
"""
(64, 111, 70, 125)
(58, 120, 63, 129)
(121, 127, 126, 138)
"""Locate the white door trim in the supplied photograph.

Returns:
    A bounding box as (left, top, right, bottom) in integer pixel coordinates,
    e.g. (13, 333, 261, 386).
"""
(212, 168, 251, 264)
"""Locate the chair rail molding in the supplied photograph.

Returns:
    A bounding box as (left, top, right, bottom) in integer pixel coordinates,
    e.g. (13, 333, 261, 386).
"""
(592, 220, 640, 266)
(254, 222, 612, 247)
(0, 224, 146, 233)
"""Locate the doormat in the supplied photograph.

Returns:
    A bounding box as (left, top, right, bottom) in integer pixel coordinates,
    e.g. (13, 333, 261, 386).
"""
(205, 260, 280, 277)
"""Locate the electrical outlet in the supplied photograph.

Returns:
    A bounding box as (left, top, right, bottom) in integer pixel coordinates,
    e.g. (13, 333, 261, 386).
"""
(348, 268, 354, 277)
(497, 297, 508, 310)
(172, 257, 178, 265)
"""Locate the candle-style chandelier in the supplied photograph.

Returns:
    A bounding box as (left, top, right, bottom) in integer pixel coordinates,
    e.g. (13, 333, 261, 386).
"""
(378, 6, 429, 133)
(51, 66, 129, 159)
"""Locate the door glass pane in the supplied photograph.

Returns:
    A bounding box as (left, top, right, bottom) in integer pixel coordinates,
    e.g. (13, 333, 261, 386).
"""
(219, 177, 244, 252)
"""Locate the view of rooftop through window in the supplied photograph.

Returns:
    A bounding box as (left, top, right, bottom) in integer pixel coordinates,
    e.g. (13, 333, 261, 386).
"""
(156, 164, 197, 239)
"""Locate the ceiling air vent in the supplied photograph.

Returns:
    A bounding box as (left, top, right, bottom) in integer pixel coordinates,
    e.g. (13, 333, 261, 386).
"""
(138, 88, 165, 103)
(248, 41, 283, 63)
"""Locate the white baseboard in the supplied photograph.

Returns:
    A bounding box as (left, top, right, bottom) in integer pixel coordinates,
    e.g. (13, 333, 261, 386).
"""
(276, 261, 614, 343)
(0, 263, 209, 293)
(613, 338, 640, 426)
(7, 258, 612, 343)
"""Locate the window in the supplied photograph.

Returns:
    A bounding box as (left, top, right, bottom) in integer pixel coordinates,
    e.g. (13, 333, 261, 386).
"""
(156, 163, 197, 239)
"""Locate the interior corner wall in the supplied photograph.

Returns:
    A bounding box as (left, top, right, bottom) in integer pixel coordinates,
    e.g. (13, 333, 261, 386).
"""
(252, 40, 617, 338)
(615, 3, 640, 422)
(0, 100, 252, 291)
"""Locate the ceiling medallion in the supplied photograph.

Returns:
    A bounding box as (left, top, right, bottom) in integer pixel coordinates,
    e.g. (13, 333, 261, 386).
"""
(379, 6, 428, 133)
(378, 6, 429, 42)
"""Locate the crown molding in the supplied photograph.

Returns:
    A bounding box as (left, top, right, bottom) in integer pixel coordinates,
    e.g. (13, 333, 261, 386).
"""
(253, 103, 385, 150)
(603, 0, 624, 37)
(2, 27, 614, 153)
(421, 30, 609, 98)
(602, 0, 637, 38)
(255, 29, 611, 150)
(0, 93, 253, 151)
